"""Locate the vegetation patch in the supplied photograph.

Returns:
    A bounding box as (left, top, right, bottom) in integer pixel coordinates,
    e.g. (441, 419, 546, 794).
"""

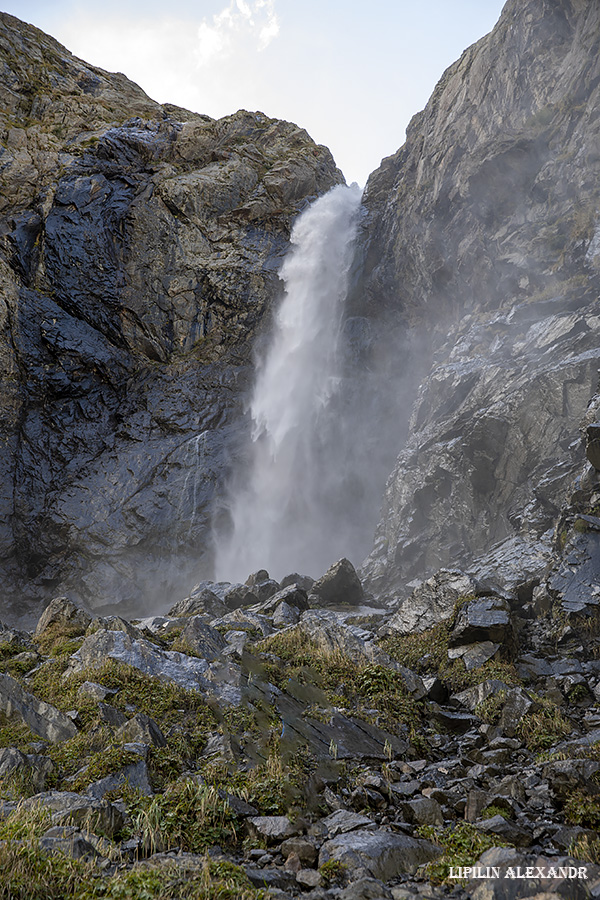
(514, 695, 572, 751)
(564, 789, 600, 829)
(416, 822, 510, 884)
(381, 616, 520, 693)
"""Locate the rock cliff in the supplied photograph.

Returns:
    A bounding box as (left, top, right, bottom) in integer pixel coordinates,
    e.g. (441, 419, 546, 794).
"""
(0, 13, 342, 619)
(359, 0, 600, 600)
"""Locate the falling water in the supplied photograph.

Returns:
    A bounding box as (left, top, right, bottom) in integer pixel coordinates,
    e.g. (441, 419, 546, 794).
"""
(215, 183, 363, 582)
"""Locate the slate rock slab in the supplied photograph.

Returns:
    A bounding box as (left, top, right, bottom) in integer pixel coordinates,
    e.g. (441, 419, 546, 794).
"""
(318, 828, 442, 879)
(0, 673, 78, 743)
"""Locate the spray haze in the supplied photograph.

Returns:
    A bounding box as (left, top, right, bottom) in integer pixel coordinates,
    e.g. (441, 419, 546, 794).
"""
(215, 183, 364, 582)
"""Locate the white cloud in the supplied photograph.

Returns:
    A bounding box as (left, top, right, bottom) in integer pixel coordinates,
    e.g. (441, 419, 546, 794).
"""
(196, 0, 279, 67)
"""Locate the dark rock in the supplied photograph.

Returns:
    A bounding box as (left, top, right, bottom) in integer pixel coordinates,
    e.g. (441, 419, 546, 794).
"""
(321, 809, 375, 837)
(339, 879, 393, 900)
(310, 559, 364, 608)
(34, 597, 91, 639)
(39, 826, 98, 860)
(0, 673, 78, 743)
(280, 836, 319, 866)
(475, 814, 532, 847)
(382, 571, 476, 635)
(25, 790, 124, 837)
(280, 573, 315, 593)
(0, 747, 54, 792)
(177, 617, 227, 660)
(318, 828, 442, 879)
(97, 703, 128, 728)
(247, 816, 298, 843)
(168, 589, 227, 620)
(115, 713, 166, 747)
(450, 597, 511, 646)
(399, 797, 444, 827)
(86, 759, 152, 799)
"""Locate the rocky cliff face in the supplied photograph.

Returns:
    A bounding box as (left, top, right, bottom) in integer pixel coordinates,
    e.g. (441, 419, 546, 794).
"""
(0, 13, 342, 619)
(359, 0, 600, 600)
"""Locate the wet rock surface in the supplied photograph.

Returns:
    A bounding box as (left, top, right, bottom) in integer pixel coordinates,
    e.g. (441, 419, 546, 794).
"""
(0, 12, 343, 621)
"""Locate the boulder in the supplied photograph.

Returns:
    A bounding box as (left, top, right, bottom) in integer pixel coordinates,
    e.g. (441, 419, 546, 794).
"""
(321, 809, 375, 837)
(0, 747, 54, 792)
(39, 826, 98, 860)
(310, 558, 364, 608)
(24, 790, 124, 837)
(177, 617, 227, 660)
(115, 713, 166, 748)
(34, 597, 91, 639)
(318, 828, 442, 879)
(280, 573, 315, 593)
(383, 571, 476, 635)
(168, 588, 228, 620)
(67, 628, 241, 705)
(0, 673, 78, 743)
(247, 815, 298, 843)
(450, 596, 511, 646)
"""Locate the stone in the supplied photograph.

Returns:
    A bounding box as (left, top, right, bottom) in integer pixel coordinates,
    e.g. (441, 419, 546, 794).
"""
(310, 559, 364, 608)
(451, 680, 510, 712)
(115, 713, 166, 747)
(224, 584, 259, 610)
(318, 829, 442, 879)
(474, 815, 532, 847)
(0, 747, 54, 792)
(400, 797, 444, 827)
(339, 878, 393, 900)
(280, 836, 318, 866)
(382, 571, 476, 635)
(272, 602, 300, 628)
(321, 809, 375, 837)
(24, 790, 124, 837)
(97, 703, 128, 728)
(67, 628, 242, 705)
(0, 673, 78, 743)
(296, 869, 322, 888)
(77, 682, 117, 702)
(450, 597, 511, 646)
(247, 816, 298, 843)
(499, 687, 535, 736)
(448, 641, 501, 670)
(177, 617, 227, 660)
(34, 597, 92, 639)
(86, 759, 153, 799)
(168, 588, 228, 620)
(39, 826, 98, 860)
(280, 573, 315, 593)
(543, 759, 600, 802)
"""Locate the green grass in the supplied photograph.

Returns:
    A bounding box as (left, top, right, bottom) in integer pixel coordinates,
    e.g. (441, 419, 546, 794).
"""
(416, 822, 509, 884)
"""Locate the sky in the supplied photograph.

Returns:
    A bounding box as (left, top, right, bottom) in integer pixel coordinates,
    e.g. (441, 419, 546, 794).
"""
(2, 0, 507, 185)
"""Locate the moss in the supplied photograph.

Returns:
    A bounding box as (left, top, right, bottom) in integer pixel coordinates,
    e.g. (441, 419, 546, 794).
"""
(564, 789, 600, 829)
(257, 630, 422, 734)
(0, 712, 38, 750)
(515, 695, 572, 751)
(69, 744, 141, 792)
(126, 780, 239, 854)
(319, 859, 347, 887)
(416, 822, 509, 884)
(382, 625, 520, 693)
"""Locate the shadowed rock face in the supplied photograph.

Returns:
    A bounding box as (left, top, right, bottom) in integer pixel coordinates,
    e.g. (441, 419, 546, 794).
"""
(359, 0, 600, 598)
(0, 13, 343, 619)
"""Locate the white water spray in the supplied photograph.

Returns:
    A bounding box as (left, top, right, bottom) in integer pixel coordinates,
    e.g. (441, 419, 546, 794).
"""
(215, 183, 363, 582)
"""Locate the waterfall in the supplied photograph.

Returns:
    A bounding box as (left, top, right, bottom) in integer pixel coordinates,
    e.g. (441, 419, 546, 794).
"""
(215, 182, 363, 582)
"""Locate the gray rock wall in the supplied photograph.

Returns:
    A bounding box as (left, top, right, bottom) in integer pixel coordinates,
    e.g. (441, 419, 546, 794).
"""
(0, 13, 343, 619)
(358, 0, 600, 598)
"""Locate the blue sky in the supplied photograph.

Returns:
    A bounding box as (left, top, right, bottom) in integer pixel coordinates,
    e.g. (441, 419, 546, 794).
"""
(3, 0, 506, 184)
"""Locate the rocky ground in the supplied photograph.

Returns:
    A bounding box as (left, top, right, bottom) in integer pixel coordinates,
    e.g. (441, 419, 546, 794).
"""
(3, 530, 600, 899)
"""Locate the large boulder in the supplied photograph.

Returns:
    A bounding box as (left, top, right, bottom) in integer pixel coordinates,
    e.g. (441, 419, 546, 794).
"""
(0, 673, 78, 743)
(382, 571, 476, 635)
(310, 559, 364, 608)
(318, 829, 442, 879)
